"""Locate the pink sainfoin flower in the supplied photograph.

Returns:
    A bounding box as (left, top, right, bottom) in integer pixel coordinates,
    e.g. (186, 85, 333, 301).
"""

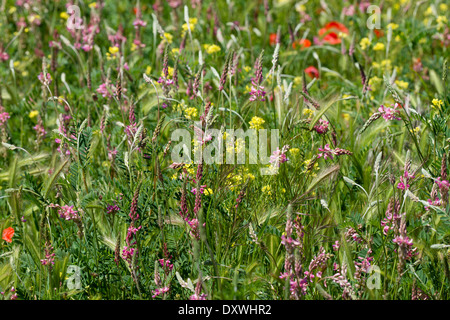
(33, 121, 47, 139)
(249, 85, 266, 102)
(317, 144, 334, 160)
(40, 242, 56, 269)
(96, 82, 113, 98)
(425, 197, 441, 211)
(435, 177, 450, 190)
(249, 53, 266, 102)
(133, 18, 147, 29)
(269, 145, 290, 167)
(106, 203, 120, 215)
(191, 185, 207, 195)
(381, 198, 401, 235)
(317, 144, 352, 160)
(121, 246, 136, 262)
(378, 103, 401, 121)
(108, 25, 127, 47)
(393, 235, 413, 246)
(189, 280, 207, 300)
(397, 157, 415, 190)
(159, 259, 174, 271)
(152, 286, 169, 298)
(342, 5, 355, 16)
(0, 111, 10, 126)
(0, 46, 9, 61)
(58, 205, 79, 221)
(38, 72, 52, 86)
(332, 240, 340, 251)
(314, 119, 329, 134)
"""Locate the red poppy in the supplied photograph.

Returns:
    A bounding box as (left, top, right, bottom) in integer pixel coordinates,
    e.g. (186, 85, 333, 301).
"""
(269, 33, 277, 46)
(319, 21, 349, 36)
(323, 32, 342, 45)
(293, 38, 311, 49)
(305, 66, 319, 79)
(374, 29, 384, 38)
(2, 227, 14, 243)
(318, 21, 349, 45)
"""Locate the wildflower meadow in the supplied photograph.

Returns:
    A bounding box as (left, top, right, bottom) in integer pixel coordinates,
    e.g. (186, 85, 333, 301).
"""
(0, 0, 449, 303)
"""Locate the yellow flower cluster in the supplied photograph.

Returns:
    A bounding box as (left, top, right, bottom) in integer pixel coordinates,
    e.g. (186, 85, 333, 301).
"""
(184, 107, 198, 120)
(360, 37, 371, 50)
(410, 126, 420, 135)
(395, 80, 409, 90)
(303, 108, 314, 119)
(289, 148, 300, 157)
(227, 168, 255, 191)
(29, 110, 39, 118)
(262, 185, 272, 195)
(372, 59, 392, 71)
(203, 44, 221, 54)
(386, 23, 399, 30)
(182, 18, 198, 33)
(432, 99, 443, 109)
(249, 116, 265, 130)
(302, 159, 320, 176)
(107, 46, 120, 60)
(161, 33, 173, 44)
(437, 16, 448, 31)
(373, 42, 385, 51)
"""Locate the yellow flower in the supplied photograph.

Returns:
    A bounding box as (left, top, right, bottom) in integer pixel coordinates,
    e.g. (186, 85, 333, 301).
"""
(281, 188, 286, 193)
(204, 188, 213, 196)
(295, 4, 306, 12)
(373, 42, 385, 51)
(172, 48, 180, 55)
(160, 66, 174, 78)
(29, 110, 39, 118)
(425, 6, 433, 16)
(410, 126, 420, 134)
(359, 37, 371, 50)
(8, 7, 17, 14)
(262, 185, 272, 195)
(303, 108, 314, 118)
(386, 23, 399, 30)
(395, 80, 409, 90)
(60, 12, 69, 19)
(145, 66, 152, 75)
(293, 77, 302, 86)
(162, 33, 173, 44)
(184, 107, 198, 120)
(249, 116, 265, 130)
(171, 173, 178, 180)
(235, 138, 245, 153)
(369, 76, 382, 91)
(243, 66, 251, 73)
(109, 46, 119, 55)
(395, 35, 401, 42)
(342, 113, 350, 122)
(303, 159, 319, 175)
(89, 2, 97, 9)
(289, 148, 300, 156)
(440, 4, 448, 12)
(203, 44, 221, 54)
(432, 99, 443, 109)
(182, 18, 198, 33)
(437, 16, 448, 30)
